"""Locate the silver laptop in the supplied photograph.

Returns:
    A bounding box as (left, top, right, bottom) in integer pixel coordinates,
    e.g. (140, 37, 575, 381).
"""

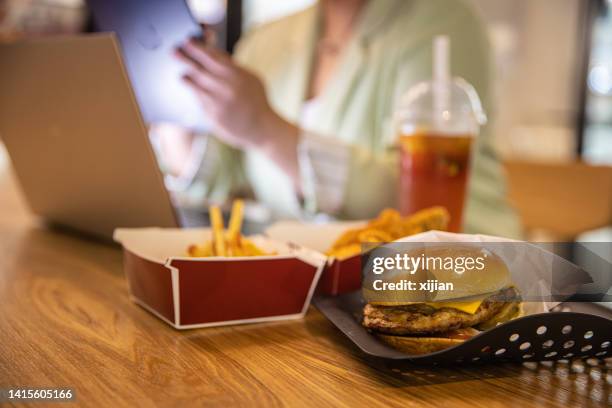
(0, 34, 203, 238)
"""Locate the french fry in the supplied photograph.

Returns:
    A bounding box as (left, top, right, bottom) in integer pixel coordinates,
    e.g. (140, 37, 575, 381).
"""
(398, 206, 450, 236)
(188, 200, 271, 258)
(187, 241, 213, 257)
(227, 199, 244, 244)
(325, 206, 450, 259)
(357, 229, 393, 243)
(209, 205, 226, 257)
(367, 208, 401, 229)
(241, 238, 267, 256)
(229, 244, 244, 257)
(327, 243, 361, 259)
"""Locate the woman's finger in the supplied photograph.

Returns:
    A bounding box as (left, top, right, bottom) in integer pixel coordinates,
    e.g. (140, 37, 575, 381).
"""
(186, 68, 226, 95)
(198, 41, 233, 64)
(182, 73, 213, 97)
(182, 74, 217, 110)
(203, 27, 218, 47)
(183, 40, 233, 77)
(174, 47, 205, 72)
(175, 49, 226, 94)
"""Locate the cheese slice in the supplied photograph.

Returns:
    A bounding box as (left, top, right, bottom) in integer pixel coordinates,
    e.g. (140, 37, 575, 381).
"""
(366, 292, 493, 314)
(423, 298, 485, 315)
(368, 294, 488, 314)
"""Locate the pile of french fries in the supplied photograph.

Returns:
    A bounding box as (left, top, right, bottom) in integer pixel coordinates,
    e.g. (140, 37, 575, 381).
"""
(326, 207, 450, 259)
(187, 200, 270, 257)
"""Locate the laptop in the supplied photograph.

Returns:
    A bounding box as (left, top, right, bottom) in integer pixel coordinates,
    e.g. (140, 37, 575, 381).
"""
(87, 0, 209, 132)
(0, 34, 207, 239)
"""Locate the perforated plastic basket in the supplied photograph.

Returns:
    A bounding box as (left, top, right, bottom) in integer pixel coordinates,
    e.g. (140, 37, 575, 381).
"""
(314, 292, 612, 365)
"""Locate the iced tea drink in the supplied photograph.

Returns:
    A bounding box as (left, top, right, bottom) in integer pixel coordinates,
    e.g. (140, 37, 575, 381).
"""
(399, 132, 474, 232)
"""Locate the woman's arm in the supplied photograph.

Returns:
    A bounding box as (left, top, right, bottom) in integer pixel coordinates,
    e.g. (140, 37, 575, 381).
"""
(174, 38, 401, 220)
(176, 39, 398, 218)
(175, 40, 303, 191)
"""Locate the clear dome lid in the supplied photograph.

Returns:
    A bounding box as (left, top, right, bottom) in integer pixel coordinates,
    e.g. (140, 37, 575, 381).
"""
(395, 36, 487, 137)
(396, 77, 487, 136)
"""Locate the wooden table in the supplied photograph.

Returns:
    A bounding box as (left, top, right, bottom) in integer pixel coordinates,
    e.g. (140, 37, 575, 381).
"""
(0, 160, 610, 407)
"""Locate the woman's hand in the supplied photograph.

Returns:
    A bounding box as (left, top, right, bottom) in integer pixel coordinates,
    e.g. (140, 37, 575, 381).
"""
(176, 39, 276, 150)
(175, 38, 301, 189)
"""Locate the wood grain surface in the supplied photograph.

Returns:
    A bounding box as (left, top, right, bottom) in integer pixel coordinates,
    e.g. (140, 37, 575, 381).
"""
(0, 161, 610, 408)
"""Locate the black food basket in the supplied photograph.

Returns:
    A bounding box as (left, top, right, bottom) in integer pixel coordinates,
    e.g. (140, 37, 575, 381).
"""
(314, 292, 612, 365)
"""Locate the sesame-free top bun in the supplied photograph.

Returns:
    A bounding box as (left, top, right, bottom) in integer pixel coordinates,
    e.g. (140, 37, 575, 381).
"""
(363, 245, 513, 305)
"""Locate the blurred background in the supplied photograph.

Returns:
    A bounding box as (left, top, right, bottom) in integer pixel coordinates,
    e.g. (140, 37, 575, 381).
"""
(0, 0, 610, 241)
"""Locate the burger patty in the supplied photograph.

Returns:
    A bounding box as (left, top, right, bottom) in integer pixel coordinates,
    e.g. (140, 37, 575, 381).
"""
(362, 287, 520, 335)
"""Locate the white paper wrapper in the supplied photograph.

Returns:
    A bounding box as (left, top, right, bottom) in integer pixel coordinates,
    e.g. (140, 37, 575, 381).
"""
(380, 231, 591, 315)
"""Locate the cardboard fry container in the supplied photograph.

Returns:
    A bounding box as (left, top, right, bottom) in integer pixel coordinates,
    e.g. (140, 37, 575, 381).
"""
(266, 221, 365, 296)
(113, 228, 326, 329)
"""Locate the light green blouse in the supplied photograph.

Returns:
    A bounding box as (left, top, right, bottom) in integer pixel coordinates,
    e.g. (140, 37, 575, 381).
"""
(196, 0, 521, 238)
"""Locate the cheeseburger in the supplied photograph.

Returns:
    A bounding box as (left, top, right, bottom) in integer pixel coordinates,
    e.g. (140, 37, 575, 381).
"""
(362, 246, 522, 355)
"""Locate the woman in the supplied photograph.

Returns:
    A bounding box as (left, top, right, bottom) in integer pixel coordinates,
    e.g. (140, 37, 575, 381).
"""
(171, 0, 520, 237)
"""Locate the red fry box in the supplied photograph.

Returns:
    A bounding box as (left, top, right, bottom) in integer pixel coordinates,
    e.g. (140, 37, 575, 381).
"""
(113, 228, 327, 329)
(266, 221, 365, 296)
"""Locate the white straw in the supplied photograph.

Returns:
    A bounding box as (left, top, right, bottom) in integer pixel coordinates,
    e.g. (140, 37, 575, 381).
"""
(433, 35, 450, 127)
